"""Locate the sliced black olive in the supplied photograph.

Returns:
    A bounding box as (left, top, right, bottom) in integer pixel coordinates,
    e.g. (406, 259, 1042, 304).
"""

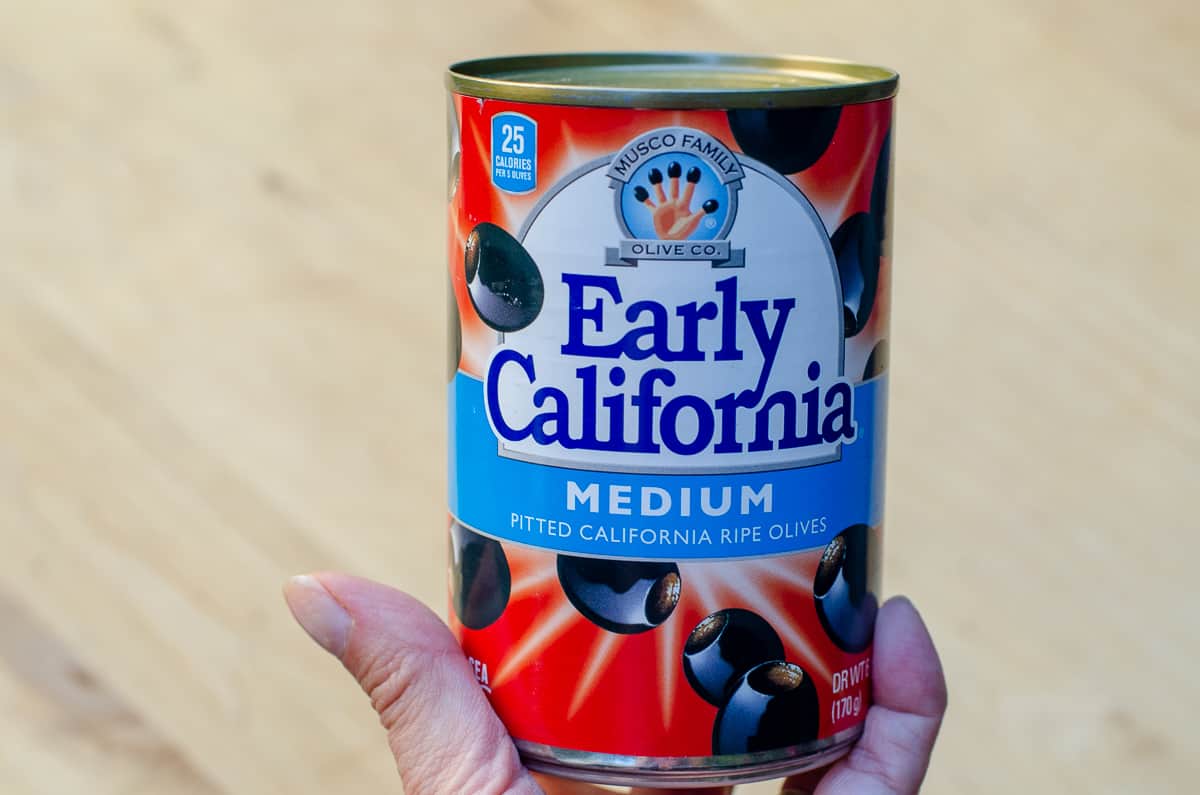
(832, 212, 881, 338)
(814, 524, 879, 652)
(727, 106, 842, 174)
(870, 130, 892, 255)
(557, 556, 681, 634)
(449, 522, 511, 630)
(683, 609, 785, 705)
(863, 340, 889, 380)
(713, 661, 820, 754)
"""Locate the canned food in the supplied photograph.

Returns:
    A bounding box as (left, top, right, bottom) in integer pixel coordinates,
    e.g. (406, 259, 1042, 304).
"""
(446, 52, 897, 787)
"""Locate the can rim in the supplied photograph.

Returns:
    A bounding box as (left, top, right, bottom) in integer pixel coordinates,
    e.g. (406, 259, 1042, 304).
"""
(447, 52, 898, 108)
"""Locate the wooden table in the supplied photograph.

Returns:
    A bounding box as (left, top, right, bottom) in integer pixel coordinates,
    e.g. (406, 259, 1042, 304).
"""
(1, 1, 1196, 792)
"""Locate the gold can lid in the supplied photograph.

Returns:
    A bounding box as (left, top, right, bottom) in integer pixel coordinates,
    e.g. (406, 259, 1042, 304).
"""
(447, 52, 897, 108)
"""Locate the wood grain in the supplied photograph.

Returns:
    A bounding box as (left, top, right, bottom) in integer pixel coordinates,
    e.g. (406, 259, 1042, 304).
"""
(0, 0, 1196, 792)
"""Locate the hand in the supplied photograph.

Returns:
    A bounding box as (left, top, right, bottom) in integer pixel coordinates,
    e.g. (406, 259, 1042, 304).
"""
(283, 573, 946, 794)
(633, 161, 721, 240)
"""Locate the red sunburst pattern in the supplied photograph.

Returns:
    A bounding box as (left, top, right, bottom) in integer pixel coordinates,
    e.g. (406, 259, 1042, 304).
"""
(448, 535, 878, 756)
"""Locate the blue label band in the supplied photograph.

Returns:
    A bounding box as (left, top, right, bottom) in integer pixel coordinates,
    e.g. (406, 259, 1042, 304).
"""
(449, 373, 887, 560)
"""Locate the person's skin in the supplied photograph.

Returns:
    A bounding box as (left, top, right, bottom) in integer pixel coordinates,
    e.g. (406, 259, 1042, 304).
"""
(283, 573, 947, 795)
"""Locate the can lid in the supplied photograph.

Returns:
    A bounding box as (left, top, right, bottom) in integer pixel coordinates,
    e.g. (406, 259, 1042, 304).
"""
(447, 52, 897, 108)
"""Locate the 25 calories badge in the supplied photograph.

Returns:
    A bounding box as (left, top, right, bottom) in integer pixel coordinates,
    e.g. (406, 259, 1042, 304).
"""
(491, 112, 537, 194)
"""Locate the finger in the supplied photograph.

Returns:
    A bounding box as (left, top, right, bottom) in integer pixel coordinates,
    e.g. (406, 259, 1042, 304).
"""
(787, 596, 946, 795)
(633, 185, 657, 209)
(283, 573, 541, 795)
(682, 165, 701, 207)
(667, 160, 682, 200)
(648, 167, 668, 203)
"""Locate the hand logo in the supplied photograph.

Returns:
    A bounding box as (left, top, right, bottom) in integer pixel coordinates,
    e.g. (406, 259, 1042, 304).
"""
(631, 161, 720, 241)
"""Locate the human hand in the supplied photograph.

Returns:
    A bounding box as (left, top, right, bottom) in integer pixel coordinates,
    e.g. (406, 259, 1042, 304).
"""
(283, 574, 946, 794)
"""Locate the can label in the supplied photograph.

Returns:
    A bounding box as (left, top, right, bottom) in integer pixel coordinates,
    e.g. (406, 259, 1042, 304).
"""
(448, 97, 892, 762)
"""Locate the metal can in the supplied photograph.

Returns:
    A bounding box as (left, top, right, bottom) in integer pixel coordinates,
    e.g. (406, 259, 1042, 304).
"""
(446, 52, 897, 787)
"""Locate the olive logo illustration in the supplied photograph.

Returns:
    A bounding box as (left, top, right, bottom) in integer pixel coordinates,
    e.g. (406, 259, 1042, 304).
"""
(629, 160, 721, 240)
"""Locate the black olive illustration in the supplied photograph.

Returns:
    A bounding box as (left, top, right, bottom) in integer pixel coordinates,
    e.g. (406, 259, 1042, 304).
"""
(683, 609, 785, 706)
(667, 161, 682, 179)
(814, 524, 879, 653)
(712, 660, 820, 755)
(870, 130, 892, 254)
(447, 277, 461, 382)
(686, 166, 702, 183)
(832, 212, 881, 338)
(701, 199, 720, 215)
(863, 339, 889, 380)
(449, 522, 511, 630)
(727, 106, 842, 174)
(648, 167, 664, 185)
(633, 185, 650, 203)
(463, 222, 545, 333)
(557, 556, 681, 634)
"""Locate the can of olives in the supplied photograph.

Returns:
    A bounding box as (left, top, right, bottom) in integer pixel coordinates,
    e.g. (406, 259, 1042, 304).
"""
(446, 52, 897, 787)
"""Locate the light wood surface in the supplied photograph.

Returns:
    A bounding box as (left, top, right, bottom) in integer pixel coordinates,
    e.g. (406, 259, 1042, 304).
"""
(1, 1, 1196, 793)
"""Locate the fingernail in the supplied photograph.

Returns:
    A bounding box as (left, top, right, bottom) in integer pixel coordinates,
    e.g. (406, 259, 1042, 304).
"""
(283, 575, 352, 657)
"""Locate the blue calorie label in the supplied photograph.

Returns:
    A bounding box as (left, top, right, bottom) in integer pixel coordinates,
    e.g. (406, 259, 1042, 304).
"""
(491, 112, 537, 194)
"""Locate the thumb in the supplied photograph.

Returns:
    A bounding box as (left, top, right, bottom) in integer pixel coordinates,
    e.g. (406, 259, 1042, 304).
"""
(283, 573, 540, 795)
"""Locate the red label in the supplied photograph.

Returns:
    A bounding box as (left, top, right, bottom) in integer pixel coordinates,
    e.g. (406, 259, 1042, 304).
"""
(447, 96, 892, 760)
